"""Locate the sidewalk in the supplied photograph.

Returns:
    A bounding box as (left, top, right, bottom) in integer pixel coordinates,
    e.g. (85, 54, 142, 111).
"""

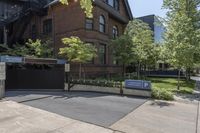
(0, 98, 199, 133)
(0, 101, 115, 133)
(110, 100, 199, 133)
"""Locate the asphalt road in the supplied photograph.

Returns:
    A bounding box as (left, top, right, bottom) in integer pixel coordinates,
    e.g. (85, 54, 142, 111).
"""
(5, 91, 147, 127)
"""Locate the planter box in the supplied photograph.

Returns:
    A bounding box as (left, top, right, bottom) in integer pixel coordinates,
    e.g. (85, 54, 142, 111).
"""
(123, 88, 151, 97)
(68, 84, 121, 94)
(65, 84, 151, 97)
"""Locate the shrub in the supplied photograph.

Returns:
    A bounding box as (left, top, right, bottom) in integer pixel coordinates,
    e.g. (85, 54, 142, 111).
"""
(152, 87, 174, 101)
(71, 79, 122, 88)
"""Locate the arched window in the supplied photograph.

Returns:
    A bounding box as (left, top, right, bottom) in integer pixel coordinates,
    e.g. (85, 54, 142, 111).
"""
(99, 15, 105, 33)
(112, 26, 118, 39)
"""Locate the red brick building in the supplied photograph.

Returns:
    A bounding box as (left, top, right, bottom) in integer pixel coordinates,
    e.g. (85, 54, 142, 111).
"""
(2, 0, 133, 78)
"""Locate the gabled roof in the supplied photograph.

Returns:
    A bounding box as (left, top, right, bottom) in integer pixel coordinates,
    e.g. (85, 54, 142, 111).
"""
(45, 0, 133, 20)
(124, 0, 133, 20)
(44, 0, 59, 8)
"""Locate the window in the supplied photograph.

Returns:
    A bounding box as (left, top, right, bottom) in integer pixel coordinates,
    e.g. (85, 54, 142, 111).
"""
(43, 19, 52, 35)
(112, 26, 118, 39)
(31, 24, 37, 39)
(99, 15, 105, 33)
(99, 44, 106, 64)
(114, 0, 119, 10)
(106, 0, 119, 11)
(85, 18, 93, 30)
(107, 0, 114, 7)
(113, 59, 119, 65)
(87, 42, 95, 64)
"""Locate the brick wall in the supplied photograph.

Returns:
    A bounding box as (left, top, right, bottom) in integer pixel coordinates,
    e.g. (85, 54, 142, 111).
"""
(22, 0, 131, 77)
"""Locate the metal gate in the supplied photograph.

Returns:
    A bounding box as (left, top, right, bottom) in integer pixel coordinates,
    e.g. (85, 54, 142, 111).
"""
(5, 64, 65, 90)
(0, 56, 67, 91)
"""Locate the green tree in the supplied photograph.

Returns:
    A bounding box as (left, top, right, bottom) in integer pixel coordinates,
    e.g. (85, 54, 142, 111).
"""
(125, 19, 154, 79)
(110, 35, 135, 77)
(59, 36, 97, 79)
(60, 0, 93, 18)
(1, 44, 29, 57)
(163, 0, 200, 89)
(26, 39, 53, 58)
(147, 44, 162, 70)
(2, 39, 53, 58)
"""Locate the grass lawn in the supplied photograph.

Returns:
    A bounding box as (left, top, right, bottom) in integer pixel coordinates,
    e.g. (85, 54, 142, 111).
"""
(148, 77, 195, 94)
(79, 76, 196, 100)
(146, 77, 195, 100)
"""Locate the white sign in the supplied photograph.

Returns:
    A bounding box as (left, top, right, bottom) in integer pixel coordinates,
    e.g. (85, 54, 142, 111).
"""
(0, 62, 6, 80)
(65, 64, 70, 72)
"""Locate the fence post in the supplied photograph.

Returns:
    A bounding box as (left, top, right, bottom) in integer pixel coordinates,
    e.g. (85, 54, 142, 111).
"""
(120, 82, 123, 96)
(68, 72, 71, 92)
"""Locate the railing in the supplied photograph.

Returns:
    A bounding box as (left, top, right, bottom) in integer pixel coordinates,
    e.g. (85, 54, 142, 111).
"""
(0, 8, 29, 26)
(0, 0, 48, 26)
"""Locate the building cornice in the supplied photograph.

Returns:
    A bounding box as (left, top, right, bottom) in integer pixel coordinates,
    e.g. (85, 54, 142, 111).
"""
(45, 0, 132, 23)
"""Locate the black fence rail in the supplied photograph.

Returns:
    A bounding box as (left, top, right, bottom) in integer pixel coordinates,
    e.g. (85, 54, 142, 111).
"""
(140, 70, 185, 77)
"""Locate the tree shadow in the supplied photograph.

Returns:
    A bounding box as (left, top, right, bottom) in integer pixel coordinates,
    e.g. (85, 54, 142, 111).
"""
(4, 90, 147, 103)
(150, 100, 175, 108)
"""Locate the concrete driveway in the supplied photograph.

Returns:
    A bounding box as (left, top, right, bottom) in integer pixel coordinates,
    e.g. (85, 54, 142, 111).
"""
(4, 91, 147, 127)
(0, 101, 114, 133)
(2, 91, 200, 133)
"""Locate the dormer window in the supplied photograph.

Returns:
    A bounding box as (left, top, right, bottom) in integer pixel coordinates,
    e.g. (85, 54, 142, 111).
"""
(107, 0, 114, 7)
(106, 0, 119, 11)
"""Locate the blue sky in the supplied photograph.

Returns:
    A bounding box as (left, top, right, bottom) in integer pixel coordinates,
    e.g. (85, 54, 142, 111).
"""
(128, 0, 168, 18)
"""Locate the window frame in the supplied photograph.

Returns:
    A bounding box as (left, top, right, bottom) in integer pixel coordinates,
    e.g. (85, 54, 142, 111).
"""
(99, 44, 106, 65)
(99, 15, 106, 33)
(86, 42, 95, 64)
(85, 18, 93, 30)
(114, 0, 119, 11)
(106, 0, 120, 11)
(43, 19, 52, 35)
(107, 0, 114, 7)
(31, 24, 37, 39)
(112, 25, 118, 39)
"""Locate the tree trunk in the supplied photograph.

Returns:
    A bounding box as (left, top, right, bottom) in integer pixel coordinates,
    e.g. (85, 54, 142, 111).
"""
(122, 64, 126, 78)
(188, 68, 191, 81)
(177, 69, 181, 90)
(83, 64, 86, 80)
(144, 64, 147, 80)
(79, 63, 82, 79)
(137, 62, 141, 80)
(185, 68, 191, 81)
